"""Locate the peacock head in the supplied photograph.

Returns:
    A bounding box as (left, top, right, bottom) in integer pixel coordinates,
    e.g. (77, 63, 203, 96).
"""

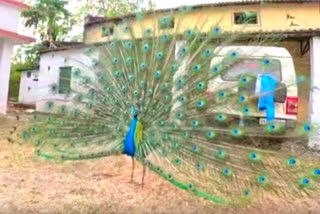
(132, 108, 138, 118)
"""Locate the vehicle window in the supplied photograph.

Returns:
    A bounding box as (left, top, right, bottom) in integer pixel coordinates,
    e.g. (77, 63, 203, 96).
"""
(220, 59, 281, 81)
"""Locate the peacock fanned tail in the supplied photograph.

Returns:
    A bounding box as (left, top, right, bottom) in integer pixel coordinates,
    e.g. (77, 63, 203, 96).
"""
(22, 7, 320, 205)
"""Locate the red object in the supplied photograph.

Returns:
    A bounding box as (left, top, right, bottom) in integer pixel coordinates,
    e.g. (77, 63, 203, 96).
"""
(0, 0, 30, 9)
(286, 96, 298, 115)
(0, 28, 35, 43)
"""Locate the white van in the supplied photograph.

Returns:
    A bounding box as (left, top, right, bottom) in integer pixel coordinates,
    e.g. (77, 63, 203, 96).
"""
(207, 46, 298, 127)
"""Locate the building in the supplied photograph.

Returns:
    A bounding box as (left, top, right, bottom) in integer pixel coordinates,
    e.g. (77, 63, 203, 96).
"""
(0, 0, 35, 114)
(18, 42, 86, 107)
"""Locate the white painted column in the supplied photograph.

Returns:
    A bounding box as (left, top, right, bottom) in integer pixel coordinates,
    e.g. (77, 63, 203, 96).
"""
(0, 40, 13, 114)
(308, 36, 320, 150)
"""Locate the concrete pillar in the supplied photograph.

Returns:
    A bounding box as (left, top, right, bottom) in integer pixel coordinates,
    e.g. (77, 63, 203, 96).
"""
(308, 36, 320, 150)
(0, 39, 13, 114)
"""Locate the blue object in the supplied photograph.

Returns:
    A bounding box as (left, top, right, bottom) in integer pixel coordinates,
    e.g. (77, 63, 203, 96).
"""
(124, 117, 137, 156)
(257, 74, 278, 121)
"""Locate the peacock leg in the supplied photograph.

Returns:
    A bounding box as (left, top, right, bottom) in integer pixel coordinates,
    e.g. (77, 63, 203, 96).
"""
(141, 165, 146, 188)
(130, 156, 135, 182)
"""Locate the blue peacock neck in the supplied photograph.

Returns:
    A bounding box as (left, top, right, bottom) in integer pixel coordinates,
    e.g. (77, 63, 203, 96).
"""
(123, 113, 138, 157)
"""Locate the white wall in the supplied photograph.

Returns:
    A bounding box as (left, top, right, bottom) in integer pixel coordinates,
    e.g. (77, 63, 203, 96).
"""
(18, 69, 39, 104)
(35, 48, 93, 111)
(0, 3, 21, 33)
(0, 39, 13, 114)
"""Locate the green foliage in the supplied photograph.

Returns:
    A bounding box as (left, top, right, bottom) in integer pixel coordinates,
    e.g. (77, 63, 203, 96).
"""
(77, 0, 153, 18)
(22, 0, 74, 42)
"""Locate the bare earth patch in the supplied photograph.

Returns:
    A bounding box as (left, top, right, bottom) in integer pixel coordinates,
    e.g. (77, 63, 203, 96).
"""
(0, 114, 319, 214)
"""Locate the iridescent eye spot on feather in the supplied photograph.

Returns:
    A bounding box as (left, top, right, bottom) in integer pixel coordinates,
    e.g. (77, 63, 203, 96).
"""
(193, 65, 201, 72)
(22, 131, 30, 141)
(128, 74, 134, 82)
(313, 169, 320, 176)
(126, 57, 133, 64)
(263, 59, 270, 65)
(197, 101, 204, 107)
(140, 63, 147, 70)
(170, 65, 177, 72)
(132, 90, 139, 97)
(162, 34, 169, 41)
(121, 85, 127, 93)
(218, 91, 225, 98)
(206, 130, 216, 139)
(176, 77, 185, 89)
(182, 131, 189, 138)
(204, 49, 212, 57)
(154, 70, 162, 79)
(179, 95, 187, 103)
(147, 89, 153, 96)
(258, 175, 266, 184)
(108, 42, 115, 47)
(174, 158, 181, 165)
(156, 52, 164, 60)
(125, 41, 133, 48)
(213, 27, 220, 33)
(223, 168, 231, 176)
(114, 70, 121, 78)
(142, 44, 150, 52)
(192, 146, 199, 152)
(300, 177, 310, 187)
(230, 51, 237, 58)
(288, 157, 296, 166)
(269, 124, 275, 130)
(304, 124, 311, 132)
(161, 82, 169, 90)
(244, 189, 250, 196)
(191, 120, 199, 127)
(176, 112, 184, 120)
(112, 57, 119, 64)
(187, 184, 194, 190)
(145, 28, 152, 34)
(249, 152, 257, 160)
(239, 95, 245, 102)
(196, 162, 203, 169)
(139, 80, 145, 88)
(216, 114, 225, 121)
(241, 77, 247, 83)
(184, 29, 195, 39)
(180, 47, 188, 55)
(243, 107, 249, 114)
(232, 129, 239, 135)
(213, 66, 219, 73)
(196, 81, 206, 91)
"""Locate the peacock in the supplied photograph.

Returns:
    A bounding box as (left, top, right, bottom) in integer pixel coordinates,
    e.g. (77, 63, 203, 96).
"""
(21, 7, 320, 206)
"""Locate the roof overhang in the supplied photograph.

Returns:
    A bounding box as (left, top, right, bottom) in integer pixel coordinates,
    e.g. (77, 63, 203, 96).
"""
(0, 28, 35, 44)
(0, 0, 30, 9)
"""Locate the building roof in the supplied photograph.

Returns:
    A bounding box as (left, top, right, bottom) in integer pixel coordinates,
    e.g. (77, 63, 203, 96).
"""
(0, 28, 35, 44)
(85, 0, 320, 27)
(39, 41, 86, 54)
(0, 0, 30, 9)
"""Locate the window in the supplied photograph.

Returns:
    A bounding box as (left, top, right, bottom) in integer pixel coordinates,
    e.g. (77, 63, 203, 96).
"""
(159, 16, 175, 29)
(220, 59, 281, 81)
(102, 26, 114, 36)
(59, 67, 72, 94)
(26, 71, 32, 78)
(234, 11, 258, 25)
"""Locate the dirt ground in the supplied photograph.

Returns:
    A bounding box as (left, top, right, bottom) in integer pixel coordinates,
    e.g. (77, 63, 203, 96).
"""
(0, 113, 320, 214)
